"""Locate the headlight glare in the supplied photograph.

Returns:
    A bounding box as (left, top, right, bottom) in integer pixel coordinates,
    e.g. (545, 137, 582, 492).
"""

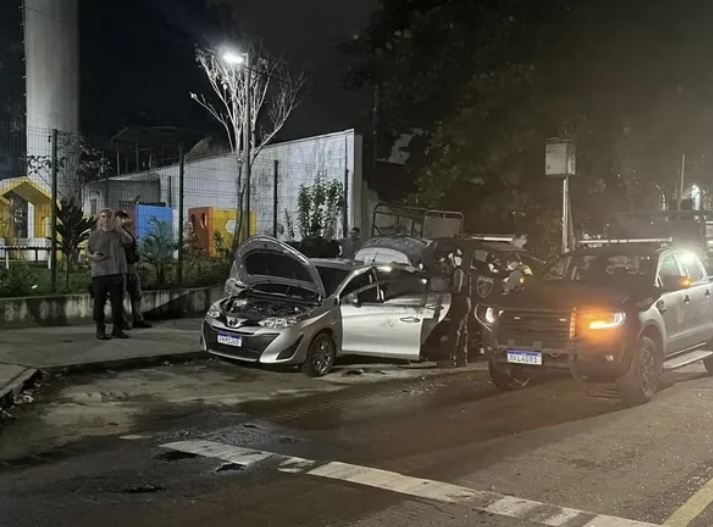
(582, 311, 626, 330)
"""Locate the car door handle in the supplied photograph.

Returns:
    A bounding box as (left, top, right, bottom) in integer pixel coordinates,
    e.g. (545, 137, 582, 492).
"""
(684, 295, 691, 303)
(656, 300, 666, 314)
(400, 316, 421, 323)
(706, 290, 711, 297)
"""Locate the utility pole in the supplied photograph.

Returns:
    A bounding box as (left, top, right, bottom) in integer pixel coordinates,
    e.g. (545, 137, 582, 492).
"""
(243, 62, 252, 238)
(545, 138, 577, 253)
(177, 143, 185, 286)
(678, 153, 686, 210)
(562, 176, 570, 253)
(49, 129, 58, 293)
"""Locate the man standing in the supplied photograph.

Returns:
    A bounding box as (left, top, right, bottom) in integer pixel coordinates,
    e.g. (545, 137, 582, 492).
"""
(447, 248, 471, 367)
(323, 228, 341, 258)
(87, 209, 132, 340)
(299, 224, 328, 258)
(115, 210, 152, 330)
(340, 227, 362, 259)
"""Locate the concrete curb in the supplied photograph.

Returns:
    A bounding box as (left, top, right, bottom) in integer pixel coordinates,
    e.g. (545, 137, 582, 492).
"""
(41, 351, 207, 377)
(0, 368, 42, 411)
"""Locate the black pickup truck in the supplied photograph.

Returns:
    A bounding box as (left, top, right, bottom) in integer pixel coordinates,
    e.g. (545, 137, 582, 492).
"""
(478, 241, 713, 404)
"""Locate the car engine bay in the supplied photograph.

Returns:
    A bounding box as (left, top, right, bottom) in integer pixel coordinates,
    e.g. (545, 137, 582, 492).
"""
(224, 294, 312, 322)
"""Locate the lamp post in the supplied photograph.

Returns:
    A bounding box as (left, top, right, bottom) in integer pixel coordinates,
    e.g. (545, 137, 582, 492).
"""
(221, 49, 252, 239)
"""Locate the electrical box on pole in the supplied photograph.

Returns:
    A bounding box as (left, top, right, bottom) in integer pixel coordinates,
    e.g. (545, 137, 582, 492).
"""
(545, 138, 576, 177)
(546, 138, 577, 253)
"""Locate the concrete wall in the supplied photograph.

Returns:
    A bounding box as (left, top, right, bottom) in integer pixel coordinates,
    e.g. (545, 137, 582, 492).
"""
(85, 130, 364, 240)
(0, 286, 224, 329)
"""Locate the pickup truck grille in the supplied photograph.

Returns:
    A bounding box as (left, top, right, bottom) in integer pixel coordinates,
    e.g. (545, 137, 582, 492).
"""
(496, 310, 571, 350)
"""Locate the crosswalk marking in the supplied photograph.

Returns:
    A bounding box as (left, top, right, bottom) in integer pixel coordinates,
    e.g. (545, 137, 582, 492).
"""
(160, 440, 660, 527)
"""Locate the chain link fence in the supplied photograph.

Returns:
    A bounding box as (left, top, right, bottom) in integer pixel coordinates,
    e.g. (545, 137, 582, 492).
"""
(0, 123, 352, 298)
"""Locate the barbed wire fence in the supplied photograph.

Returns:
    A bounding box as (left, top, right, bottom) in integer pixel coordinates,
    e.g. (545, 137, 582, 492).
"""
(0, 123, 352, 296)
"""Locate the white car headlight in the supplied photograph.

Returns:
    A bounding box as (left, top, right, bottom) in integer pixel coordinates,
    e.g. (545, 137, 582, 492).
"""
(259, 316, 299, 329)
(207, 303, 221, 319)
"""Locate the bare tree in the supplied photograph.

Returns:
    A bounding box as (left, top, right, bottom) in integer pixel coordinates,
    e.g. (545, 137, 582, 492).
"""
(191, 43, 306, 241)
(26, 132, 109, 202)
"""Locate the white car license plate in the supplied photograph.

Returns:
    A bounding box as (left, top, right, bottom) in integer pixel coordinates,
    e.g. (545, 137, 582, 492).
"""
(217, 334, 243, 348)
(506, 350, 542, 366)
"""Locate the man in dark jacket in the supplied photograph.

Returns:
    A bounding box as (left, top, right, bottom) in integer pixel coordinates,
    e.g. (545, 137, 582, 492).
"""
(116, 210, 152, 330)
(447, 248, 471, 367)
(323, 228, 341, 258)
(299, 224, 329, 258)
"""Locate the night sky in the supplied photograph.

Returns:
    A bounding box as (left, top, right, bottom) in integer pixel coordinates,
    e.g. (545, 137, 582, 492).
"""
(2, 0, 378, 140)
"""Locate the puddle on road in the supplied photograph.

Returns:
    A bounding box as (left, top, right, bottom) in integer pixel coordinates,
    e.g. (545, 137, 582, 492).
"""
(154, 451, 199, 462)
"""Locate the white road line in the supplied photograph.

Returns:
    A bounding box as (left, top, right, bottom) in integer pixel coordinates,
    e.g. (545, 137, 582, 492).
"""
(308, 461, 484, 504)
(160, 440, 661, 527)
(161, 440, 273, 466)
(541, 507, 587, 527)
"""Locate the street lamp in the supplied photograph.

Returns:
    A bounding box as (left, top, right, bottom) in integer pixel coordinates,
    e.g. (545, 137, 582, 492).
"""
(221, 47, 252, 238)
(222, 50, 246, 66)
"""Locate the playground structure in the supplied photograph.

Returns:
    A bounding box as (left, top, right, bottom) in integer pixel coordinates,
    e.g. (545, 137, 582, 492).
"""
(0, 177, 53, 262)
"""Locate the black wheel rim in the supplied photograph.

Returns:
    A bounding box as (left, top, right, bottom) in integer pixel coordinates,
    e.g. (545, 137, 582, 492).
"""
(638, 339, 658, 397)
(312, 337, 333, 375)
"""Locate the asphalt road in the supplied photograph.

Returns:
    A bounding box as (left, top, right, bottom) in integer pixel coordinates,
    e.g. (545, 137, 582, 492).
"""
(2, 361, 713, 527)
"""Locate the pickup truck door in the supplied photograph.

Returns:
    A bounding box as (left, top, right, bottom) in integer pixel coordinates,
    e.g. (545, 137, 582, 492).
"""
(656, 253, 688, 353)
(674, 250, 713, 347)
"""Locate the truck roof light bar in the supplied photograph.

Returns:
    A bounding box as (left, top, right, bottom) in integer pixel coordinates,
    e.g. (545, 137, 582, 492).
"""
(578, 237, 673, 245)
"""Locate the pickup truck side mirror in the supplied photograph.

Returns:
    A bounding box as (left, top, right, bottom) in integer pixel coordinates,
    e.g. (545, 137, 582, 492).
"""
(660, 275, 692, 292)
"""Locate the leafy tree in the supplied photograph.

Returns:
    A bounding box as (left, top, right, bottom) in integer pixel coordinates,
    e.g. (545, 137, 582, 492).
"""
(55, 197, 96, 287)
(344, 0, 713, 253)
(296, 179, 345, 238)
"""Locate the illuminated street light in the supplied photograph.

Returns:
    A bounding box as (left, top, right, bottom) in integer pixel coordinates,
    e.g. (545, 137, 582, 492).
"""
(222, 50, 246, 66)
(219, 46, 252, 236)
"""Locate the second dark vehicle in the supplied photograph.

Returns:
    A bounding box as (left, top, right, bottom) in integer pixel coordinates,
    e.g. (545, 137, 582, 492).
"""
(478, 239, 713, 404)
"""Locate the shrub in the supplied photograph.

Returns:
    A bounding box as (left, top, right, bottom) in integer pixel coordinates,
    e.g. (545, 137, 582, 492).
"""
(0, 264, 39, 298)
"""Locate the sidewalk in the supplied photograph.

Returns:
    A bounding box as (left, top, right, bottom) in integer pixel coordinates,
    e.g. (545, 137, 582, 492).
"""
(0, 318, 204, 405)
(0, 318, 488, 410)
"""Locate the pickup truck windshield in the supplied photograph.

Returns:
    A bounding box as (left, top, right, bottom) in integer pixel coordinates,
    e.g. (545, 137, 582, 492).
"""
(545, 252, 656, 284)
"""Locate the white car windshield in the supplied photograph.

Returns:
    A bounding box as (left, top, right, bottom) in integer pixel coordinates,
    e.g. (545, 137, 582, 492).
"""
(316, 266, 351, 296)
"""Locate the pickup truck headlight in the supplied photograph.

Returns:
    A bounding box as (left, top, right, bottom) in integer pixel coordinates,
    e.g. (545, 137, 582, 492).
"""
(259, 316, 299, 329)
(581, 311, 626, 330)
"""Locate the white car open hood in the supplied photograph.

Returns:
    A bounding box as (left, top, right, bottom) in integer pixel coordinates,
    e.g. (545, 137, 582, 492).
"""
(231, 236, 326, 297)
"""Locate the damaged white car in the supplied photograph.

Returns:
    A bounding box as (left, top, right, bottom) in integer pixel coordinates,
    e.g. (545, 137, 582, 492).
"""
(201, 236, 451, 376)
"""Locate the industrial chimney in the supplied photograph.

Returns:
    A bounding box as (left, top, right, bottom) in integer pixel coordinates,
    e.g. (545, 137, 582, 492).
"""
(23, 0, 79, 174)
(22, 0, 79, 243)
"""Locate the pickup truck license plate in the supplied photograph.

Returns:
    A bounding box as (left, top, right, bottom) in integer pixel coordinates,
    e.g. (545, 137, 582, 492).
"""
(217, 334, 243, 348)
(506, 350, 542, 365)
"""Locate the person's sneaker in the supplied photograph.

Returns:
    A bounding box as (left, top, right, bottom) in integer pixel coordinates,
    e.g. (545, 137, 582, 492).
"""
(111, 329, 130, 339)
(133, 321, 152, 329)
(121, 322, 132, 331)
(96, 327, 111, 340)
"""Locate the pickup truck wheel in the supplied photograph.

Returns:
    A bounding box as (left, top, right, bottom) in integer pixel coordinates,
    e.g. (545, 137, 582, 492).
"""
(616, 335, 661, 405)
(488, 359, 531, 391)
(301, 333, 336, 377)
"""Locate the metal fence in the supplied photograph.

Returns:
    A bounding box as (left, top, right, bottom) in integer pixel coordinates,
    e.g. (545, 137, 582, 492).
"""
(0, 123, 352, 297)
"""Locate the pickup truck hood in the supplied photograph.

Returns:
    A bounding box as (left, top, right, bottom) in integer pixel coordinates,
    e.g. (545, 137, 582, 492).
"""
(490, 280, 657, 311)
